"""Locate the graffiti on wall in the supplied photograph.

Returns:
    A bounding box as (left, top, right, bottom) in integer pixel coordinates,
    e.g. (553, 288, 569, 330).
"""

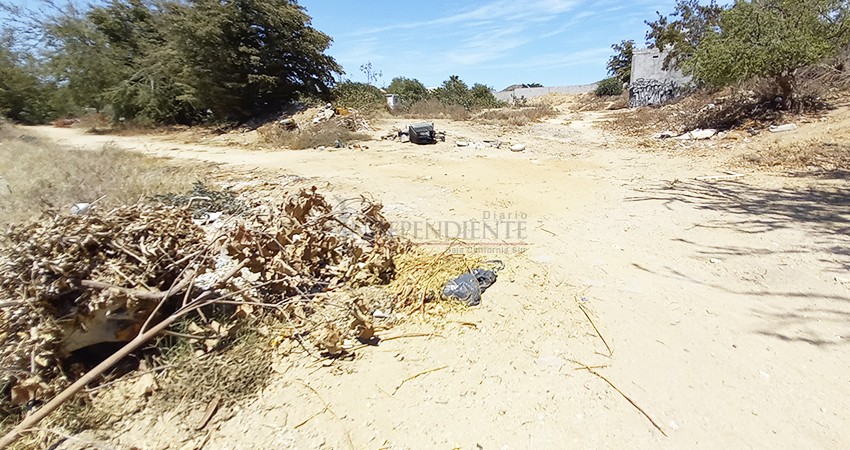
(628, 78, 681, 108)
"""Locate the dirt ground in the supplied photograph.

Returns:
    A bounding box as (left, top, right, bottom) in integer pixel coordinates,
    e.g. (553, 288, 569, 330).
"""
(18, 102, 850, 449)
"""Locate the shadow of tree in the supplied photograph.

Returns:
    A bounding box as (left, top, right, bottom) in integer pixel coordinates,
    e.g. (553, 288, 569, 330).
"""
(627, 179, 850, 345)
(752, 306, 850, 347)
(628, 179, 850, 272)
(628, 179, 850, 236)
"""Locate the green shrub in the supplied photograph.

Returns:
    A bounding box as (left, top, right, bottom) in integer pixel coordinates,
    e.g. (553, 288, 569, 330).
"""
(386, 77, 429, 110)
(595, 77, 624, 97)
(332, 81, 386, 113)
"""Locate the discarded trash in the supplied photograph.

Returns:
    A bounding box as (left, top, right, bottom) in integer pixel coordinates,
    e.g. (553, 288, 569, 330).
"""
(653, 131, 676, 139)
(768, 123, 798, 133)
(456, 141, 470, 147)
(70, 203, 92, 215)
(674, 129, 717, 140)
(409, 122, 437, 145)
(510, 144, 526, 152)
(279, 118, 297, 130)
(192, 211, 224, 226)
(443, 262, 503, 306)
(312, 103, 336, 124)
(387, 125, 444, 144)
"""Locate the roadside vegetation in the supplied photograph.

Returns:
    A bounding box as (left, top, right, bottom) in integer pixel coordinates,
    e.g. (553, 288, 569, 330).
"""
(600, 0, 850, 133)
(0, 123, 204, 225)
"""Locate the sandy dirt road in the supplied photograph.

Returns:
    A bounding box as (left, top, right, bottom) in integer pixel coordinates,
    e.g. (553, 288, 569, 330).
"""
(26, 111, 850, 449)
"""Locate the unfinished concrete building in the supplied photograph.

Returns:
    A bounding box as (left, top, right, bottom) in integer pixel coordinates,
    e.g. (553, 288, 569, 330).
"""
(629, 48, 691, 107)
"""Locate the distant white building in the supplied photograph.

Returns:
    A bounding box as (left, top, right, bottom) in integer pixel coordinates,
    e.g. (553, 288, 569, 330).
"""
(386, 94, 400, 110)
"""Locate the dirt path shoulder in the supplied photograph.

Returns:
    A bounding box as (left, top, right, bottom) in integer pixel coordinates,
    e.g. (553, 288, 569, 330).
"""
(22, 112, 850, 448)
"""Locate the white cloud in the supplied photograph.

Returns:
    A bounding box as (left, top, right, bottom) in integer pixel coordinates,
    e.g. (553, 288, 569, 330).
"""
(347, 0, 582, 37)
(323, 0, 660, 85)
(481, 47, 612, 71)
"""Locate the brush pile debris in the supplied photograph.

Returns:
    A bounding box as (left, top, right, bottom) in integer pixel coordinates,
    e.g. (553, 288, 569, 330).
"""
(0, 187, 404, 413)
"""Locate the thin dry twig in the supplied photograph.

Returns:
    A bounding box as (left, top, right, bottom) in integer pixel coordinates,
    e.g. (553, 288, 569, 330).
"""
(290, 381, 336, 426)
(195, 395, 221, 431)
(578, 303, 613, 357)
(81, 277, 194, 302)
(289, 380, 355, 450)
(393, 365, 449, 395)
(570, 360, 667, 437)
(0, 256, 249, 448)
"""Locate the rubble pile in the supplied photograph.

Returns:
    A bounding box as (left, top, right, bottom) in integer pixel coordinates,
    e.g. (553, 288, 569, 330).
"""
(257, 104, 373, 147)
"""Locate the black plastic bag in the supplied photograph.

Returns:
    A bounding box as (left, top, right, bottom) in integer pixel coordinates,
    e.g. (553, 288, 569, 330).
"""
(443, 268, 499, 306)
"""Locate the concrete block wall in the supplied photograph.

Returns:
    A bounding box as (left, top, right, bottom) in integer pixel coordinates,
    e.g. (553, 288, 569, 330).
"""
(630, 48, 690, 85)
(493, 84, 598, 102)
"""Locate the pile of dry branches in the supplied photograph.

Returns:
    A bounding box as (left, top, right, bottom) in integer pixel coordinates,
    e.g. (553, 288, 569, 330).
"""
(0, 206, 209, 407)
(0, 187, 405, 441)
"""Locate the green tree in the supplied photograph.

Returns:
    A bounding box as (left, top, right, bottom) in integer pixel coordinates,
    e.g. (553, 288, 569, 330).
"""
(332, 81, 385, 112)
(166, 0, 342, 121)
(0, 32, 55, 123)
(606, 40, 634, 84)
(645, 0, 724, 70)
(386, 77, 429, 108)
(43, 12, 127, 112)
(469, 83, 503, 108)
(431, 76, 504, 110)
(5, 0, 342, 124)
(595, 77, 624, 97)
(692, 0, 850, 110)
(434, 75, 471, 109)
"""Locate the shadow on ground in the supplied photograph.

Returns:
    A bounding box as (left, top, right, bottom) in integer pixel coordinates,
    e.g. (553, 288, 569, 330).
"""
(628, 179, 850, 236)
(627, 178, 850, 346)
(628, 179, 850, 272)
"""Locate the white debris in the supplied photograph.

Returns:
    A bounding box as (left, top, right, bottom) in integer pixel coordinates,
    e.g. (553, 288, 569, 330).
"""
(70, 203, 92, 215)
(674, 129, 718, 140)
(653, 131, 677, 139)
(769, 123, 798, 133)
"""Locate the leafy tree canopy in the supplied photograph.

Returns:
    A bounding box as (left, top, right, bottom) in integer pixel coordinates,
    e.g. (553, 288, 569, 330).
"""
(1, 0, 342, 124)
(691, 0, 850, 110)
(645, 0, 724, 70)
(386, 77, 429, 108)
(607, 40, 635, 84)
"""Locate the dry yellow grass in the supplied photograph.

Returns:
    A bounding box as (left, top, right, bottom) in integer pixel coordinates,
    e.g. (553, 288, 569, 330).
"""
(400, 100, 557, 126)
(389, 247, 485, 313)
(741, 139, 850, 172)
(403, 99, 472, 121)
(474, 105, 558, 126)
(0, 124, 208, 226)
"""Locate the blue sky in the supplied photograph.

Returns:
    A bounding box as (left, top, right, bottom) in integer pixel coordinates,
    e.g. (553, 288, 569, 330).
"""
(2, 0, 680, 91)
(300, 0, 679, 90)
